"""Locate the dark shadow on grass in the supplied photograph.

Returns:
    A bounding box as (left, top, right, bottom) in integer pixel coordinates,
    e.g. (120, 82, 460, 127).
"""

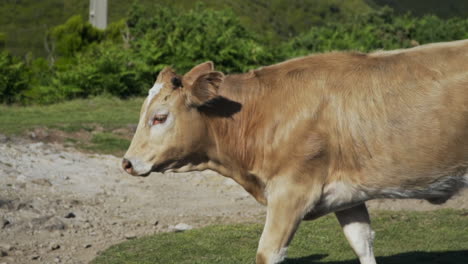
(285, 250, 468, 264)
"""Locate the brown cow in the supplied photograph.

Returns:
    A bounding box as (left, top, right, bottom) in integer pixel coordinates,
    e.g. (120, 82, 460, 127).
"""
(123, 39, 468, 264)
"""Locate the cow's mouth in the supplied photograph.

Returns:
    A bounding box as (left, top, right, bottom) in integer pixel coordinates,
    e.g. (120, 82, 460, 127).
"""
(151, 154, 209, 174)
(137, 170, 152, 177)
(151, 159, 179, 173)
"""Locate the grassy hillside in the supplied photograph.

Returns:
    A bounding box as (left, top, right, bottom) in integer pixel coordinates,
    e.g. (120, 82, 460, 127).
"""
(0, 0, 373, 57)
(372, 0, 468, 18)
(0, 0, 88, 56)
(2, 0, 467, 57)
(0, 0, 390, 57)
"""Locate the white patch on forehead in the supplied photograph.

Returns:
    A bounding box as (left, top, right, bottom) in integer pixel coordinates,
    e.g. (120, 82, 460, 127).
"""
(143, 82, 164, 117)
(148, 82, 164, 102)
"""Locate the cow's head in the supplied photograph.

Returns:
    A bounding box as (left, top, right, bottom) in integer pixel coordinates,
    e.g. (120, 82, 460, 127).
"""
(122, 61, 231, 176)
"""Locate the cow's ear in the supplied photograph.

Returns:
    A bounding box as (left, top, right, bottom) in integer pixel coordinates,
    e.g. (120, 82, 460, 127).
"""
(187, 71, 224, 107)
(183, 61, 214, 86)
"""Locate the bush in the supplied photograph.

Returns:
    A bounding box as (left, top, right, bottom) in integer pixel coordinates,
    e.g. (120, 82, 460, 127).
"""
(3, 5, 468, 105)
(49, 15, 104, 57)
(53, 42, 147, 99)
(0, 51, 30, 104)
(128, 3, 274, 73)
(408, 15, 468, 44)
(282, 8, 468, 57)
(48, 15, 129, 58)
(44, 3, 275, 103)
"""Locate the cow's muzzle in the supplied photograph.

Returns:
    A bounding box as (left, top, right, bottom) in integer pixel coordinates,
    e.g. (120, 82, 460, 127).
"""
(122, 158, 134, 174)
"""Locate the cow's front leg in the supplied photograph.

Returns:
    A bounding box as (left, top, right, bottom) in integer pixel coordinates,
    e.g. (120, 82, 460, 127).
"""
(256, 177, 321, 264)
(335, 203, 376, 264)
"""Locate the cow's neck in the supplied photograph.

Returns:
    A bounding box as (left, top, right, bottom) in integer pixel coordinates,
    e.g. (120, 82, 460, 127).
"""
(202, 73, 269, 204)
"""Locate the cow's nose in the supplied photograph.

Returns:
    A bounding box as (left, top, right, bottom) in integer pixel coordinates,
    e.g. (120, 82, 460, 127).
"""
(122, 158, 133, 174)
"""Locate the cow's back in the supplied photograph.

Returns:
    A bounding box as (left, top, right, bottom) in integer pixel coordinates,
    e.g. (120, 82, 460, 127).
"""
(323, 40, 468, 189)
(248, 40, 468, 188)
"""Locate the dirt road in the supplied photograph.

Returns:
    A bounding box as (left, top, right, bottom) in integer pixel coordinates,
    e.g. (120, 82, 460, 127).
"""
(1, 136, 467, 263)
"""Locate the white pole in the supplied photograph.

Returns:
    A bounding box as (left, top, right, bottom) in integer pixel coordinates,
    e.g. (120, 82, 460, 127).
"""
(89, 0, 108, 30)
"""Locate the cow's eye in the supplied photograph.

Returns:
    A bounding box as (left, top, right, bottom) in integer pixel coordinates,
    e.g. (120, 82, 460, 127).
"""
(152, 114, 168, 125)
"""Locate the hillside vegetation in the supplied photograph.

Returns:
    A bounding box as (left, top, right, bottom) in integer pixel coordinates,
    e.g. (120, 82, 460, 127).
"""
(2, 0, 468, 57)
(372, 0, 468, 18)
(1, 1, 468, 105)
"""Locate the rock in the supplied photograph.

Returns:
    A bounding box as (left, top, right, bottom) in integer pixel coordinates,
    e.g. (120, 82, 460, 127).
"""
(70, 199, 81, 206)
(0, 251, 7, 257)
(16, 174, 27, 182)
(0, 244, 12, 251)
(29, 132, 37, 139)
(13, 182, 26, 189)
(54, 257, 61, 263)
(49, 243, 60, 251)
(1, 258, 13, 263)
(0, 200, 14, 210)
(64, 212, 76, 219)
(173, 223, 193, 232)
(31, 178, 52, 187)
(29, 216, 52, 229)
(124, 233, 137, 240)
(1, 219, 10, 229)
(29, 142, 44, 149)
(44, 217, 67, 231)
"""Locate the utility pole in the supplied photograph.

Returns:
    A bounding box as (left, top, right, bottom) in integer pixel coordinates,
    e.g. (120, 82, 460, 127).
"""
(89, 0, 108, 29)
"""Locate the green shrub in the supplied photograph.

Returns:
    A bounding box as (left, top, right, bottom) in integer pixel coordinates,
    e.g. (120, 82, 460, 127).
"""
(128, 3, 274, 73)
(45, 4, 275, 103)
(3, 4, 468, 105)
(408, 15, 468, 43)
(104, 19, 127, 43)
(0, 51, 30, 104)
(282, 8, 468, 57)
(53, 42, 147, 98)
(49, 15, 104, 57)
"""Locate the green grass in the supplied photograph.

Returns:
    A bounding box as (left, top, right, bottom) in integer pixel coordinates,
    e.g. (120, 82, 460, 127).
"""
(83, 132, 132, 154)
(0, 96, 142, 134)
(92, 210, 468, 264)
(0, 96, 142, 154)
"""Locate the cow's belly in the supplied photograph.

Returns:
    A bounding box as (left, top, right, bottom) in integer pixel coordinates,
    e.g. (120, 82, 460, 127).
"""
(372, 169, 468, 204)
(304, 169, 468, 220)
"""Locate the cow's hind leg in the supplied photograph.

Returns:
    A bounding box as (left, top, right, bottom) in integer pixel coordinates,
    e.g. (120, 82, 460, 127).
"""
(335, 203, 376, 264)
(256, 177, 322, 264)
